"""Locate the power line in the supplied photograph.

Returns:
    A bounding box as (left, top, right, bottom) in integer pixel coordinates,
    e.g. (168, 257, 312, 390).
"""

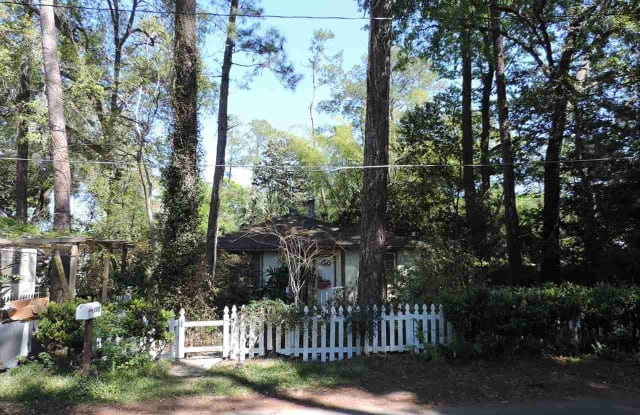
(0, 156, 636, 171)
(0, 1, 634, 21)
(0, 1, 384, 20)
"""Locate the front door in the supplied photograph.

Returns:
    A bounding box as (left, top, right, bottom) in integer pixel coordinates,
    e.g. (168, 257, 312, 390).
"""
(316, 256, 335, 304)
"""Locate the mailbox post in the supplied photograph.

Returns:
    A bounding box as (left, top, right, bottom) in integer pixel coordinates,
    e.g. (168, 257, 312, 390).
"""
(75, 302, 102, 376)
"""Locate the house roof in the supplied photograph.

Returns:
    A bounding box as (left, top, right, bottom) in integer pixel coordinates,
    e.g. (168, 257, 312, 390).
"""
(217, 214, 418, 252)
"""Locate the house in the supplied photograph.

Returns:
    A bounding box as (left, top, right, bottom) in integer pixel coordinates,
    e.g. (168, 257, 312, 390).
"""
(217, 199, 419, 303)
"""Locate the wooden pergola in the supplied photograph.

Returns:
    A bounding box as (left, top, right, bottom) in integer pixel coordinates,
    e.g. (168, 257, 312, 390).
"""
(0, 236, 133, 302)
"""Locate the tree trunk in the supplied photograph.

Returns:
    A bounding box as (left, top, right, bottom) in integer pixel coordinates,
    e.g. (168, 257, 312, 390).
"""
(461, 26, 477, 248)
(309, 68, 316, 136)
(541, 87, 569, 281)
(158, 0, 200, 300)
(540, 14, 580, 282)
(479, 63, 493, 197)
(491, 2, 522, 282)
(206, 0, 238, 276)
(136, 155, 156, 256)
(40, 0, 71, 232)
(573, 59, 599, 278)
(15, 56, 31, 223)
(358, 0, 392, 305)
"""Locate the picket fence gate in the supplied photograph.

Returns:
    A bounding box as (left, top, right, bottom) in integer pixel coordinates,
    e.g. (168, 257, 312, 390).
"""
(170, 304, 453, 362)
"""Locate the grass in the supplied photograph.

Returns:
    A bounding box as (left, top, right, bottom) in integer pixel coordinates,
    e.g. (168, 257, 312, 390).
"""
(0, 358, 368, 406)
(0, 361, 231, 404)
(1, 354, 639, 411)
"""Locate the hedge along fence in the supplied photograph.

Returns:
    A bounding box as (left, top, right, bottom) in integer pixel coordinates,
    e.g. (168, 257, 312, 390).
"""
(439, 284, 640, 358)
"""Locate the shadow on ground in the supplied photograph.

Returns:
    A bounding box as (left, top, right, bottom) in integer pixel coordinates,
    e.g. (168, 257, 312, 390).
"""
(3, 354, 640, 414)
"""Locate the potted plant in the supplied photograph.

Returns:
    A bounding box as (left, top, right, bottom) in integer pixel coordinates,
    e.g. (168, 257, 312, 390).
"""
(318, 279, 331, 290)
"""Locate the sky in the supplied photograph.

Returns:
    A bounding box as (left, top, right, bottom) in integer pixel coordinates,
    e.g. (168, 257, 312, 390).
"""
(200, 0, 370, 185)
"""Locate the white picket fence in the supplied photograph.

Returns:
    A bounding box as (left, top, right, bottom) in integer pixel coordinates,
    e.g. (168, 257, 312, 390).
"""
(170, 304, 453, 362)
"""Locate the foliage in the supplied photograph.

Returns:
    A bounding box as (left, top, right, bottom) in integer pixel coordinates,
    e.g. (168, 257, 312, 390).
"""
(0, 217, 40, 237)
(244, 299, 302, 328)
(258, 266, 289, 302)
(34, 300, 86, 361)
(343, 305, 381, 341)
(439, 284, 640, 360)
(388, 241, 480, 304)
(212, 252, 259, 309)
(34, 298, 172, 370)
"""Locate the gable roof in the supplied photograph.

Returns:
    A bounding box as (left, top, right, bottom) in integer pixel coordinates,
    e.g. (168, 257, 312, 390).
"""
(217, 214, 417, 252)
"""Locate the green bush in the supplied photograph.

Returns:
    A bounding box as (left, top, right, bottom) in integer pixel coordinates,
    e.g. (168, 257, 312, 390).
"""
(387, 242, 482, 304)
(93, 298, 173, 371)
(34, 297, 172, 371)
(34, 300, 87, 363)
(439, 284, 640, 359)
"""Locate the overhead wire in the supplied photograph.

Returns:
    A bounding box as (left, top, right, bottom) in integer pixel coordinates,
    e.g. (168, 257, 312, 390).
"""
(0, 1, 635, 21)
(0, 156, 636, 172)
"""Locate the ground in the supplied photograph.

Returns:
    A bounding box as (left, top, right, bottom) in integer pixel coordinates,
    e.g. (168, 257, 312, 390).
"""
(1, 354, 640, 414)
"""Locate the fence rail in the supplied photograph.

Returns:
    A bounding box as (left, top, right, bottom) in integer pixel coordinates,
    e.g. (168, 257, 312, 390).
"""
(1, 284, 47, 308)
(170, 303, 453, 362)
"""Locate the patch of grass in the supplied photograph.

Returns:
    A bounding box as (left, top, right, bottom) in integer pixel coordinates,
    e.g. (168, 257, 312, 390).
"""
(0, 358, 369, 407)
(0, 358, 365, 406)
(0, 361, 244, 405)
(207, 358, 370, 392)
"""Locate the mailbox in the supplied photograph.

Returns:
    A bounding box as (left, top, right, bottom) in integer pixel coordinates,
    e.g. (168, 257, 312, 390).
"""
(75, 302, 102, 320)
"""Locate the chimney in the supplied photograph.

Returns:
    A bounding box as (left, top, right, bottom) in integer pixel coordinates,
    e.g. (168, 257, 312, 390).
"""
(307, 198, 316, 220)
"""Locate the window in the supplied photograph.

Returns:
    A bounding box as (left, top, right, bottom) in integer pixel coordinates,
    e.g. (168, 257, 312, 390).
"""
(250, 254, 262, 286)
(384, 252, 396, 272)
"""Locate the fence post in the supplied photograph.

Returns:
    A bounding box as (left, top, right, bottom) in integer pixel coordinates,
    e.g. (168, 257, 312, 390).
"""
(239, 306, 247, 362)
(176, 308, 186, 360)
(438, 305, 445, 344)
(311, 306, 318, 361)
(320, 306, 327, 362)
(302, 306, 309, 361)
(338, 306, 344, 360)
(355, 305, 362, 355)
(168, 318, 175, 360)
(388, 304, 395, 352)
(372, 305, 379, 354)
(347, 305, 353, 358)
(380, 305, 387, 353)
(411, 304, 419, 349)
(328, 306, 335, 361)
(421, 304, 428, 347)
(395, 305, 403, 352)
(223, 306, 230, 358)
(430, 305, 437, 344)
(231, 306, 239, 360)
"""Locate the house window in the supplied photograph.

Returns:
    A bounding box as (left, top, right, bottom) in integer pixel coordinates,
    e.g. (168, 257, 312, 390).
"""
(250, 254, 262, 286)
(385, 252, 396, 272)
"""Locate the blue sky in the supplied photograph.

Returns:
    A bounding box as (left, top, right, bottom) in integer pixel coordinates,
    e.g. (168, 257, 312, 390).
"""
(200, 0, 370, 184)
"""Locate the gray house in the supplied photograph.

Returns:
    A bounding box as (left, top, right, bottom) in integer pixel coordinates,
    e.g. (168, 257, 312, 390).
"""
(217, 200, 418, 303)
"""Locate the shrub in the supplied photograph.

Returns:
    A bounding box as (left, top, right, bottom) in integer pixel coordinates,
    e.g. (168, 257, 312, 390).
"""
(34, 297, 172, 371)
(34, 300, 87, 363)
(93, 297, 173, 371)
(387, 242, 482, 304)
(439, 284, 640, 359)
(213, 253, 259, 310)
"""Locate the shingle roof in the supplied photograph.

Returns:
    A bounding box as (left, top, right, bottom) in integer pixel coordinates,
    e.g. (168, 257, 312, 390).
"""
(217, 214, 417, 252)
